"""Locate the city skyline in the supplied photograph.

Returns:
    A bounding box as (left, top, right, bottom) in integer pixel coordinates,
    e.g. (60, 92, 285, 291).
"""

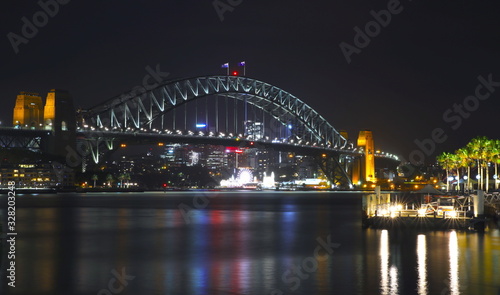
(2, 2, 500, 295)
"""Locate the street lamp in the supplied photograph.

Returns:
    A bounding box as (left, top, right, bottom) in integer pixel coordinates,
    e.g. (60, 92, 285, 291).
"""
(462, 175, 469, 192)
(446, 176, 453, 192)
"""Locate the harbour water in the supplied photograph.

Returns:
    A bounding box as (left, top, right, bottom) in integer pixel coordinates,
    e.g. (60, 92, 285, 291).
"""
(1, 191, 499, 295)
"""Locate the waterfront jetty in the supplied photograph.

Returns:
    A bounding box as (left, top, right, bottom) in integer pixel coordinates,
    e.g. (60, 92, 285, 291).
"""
(362, 187, 487, 231)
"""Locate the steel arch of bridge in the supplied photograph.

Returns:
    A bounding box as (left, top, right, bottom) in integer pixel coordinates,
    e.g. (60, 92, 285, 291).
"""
(84, 76, 347, 149)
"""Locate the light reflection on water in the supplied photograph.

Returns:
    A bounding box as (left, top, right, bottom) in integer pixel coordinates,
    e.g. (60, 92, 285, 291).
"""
(1, 192, 499, 295)
(379, 230, 399, 295)
(381, 230, 455, 295)
(449, 231, 460, 295)
(377, 227, 500, 295)
(380, 230, 391, 295)
(417, 234, 427, 295)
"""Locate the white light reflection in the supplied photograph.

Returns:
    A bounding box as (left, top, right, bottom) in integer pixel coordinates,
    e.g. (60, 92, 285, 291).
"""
(238, 259, 251, 292)
(449, 231, 460, 295)
(379, 230, 399, 295)
(380, 230, 389, 295)
(389, 265, 399, 294)
(262, 257, 276, 292)
(417, 235, 428, 295)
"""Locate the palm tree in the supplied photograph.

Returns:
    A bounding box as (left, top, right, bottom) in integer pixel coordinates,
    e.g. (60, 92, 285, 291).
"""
(467, 136, 489, 191)
(438, 137, 500, 192)
(493, 139, 500, 190)
(484, 138, 494, 192)
(456, 147, 473, 192)
(118, 173, 125, 188)
(106, 174, 114, 187)
(492, 139, 500, 190)
(91, 174, 98, 188)
(124, 173, 131, 188)
(451, 153, 462, 192)
(437, 152, 454, 191)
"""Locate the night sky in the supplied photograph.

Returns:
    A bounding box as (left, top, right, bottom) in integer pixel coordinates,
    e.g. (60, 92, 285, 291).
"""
(1, 0, 499, 163)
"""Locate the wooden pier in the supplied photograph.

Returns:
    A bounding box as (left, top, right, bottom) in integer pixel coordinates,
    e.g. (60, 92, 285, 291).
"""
(362, 187, 486, 231)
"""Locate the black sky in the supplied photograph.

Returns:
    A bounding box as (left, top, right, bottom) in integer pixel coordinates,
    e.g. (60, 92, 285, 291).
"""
(1, 0, 499, 163)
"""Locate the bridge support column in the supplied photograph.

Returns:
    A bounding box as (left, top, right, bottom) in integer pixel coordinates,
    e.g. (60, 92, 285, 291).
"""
(317, 153, 353, 189)
(43, 89, 77, 158)
(85, 137, 115, 164)
(357, 130, 376, 183)
(88, 140, 100, 163)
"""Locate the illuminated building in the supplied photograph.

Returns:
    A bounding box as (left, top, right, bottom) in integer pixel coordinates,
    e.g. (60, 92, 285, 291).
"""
(262, 172, 275, 188)
(0, 163, 75, 188)
(255, 149, 272, 180)
(163, 144, 189, 167)
(12, 92, 44, 128)
(205, 145, 227, 170)
(244, 121, 264, 140)
(226, 146, 245, 172)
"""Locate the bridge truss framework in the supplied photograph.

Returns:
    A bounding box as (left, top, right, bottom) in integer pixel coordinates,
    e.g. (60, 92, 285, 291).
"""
(78, 76, 358, 186)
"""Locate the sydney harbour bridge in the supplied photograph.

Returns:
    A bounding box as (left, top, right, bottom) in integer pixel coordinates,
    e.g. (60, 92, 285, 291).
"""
(1, 75, 400, 188)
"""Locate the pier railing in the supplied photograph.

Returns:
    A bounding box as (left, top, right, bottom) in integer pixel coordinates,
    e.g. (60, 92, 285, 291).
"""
(362, 187, 473, 220)
(372, 205, 469, 219)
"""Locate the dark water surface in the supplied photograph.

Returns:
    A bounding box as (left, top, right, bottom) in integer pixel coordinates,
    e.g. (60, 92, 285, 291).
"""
(1, 191, 499, 295)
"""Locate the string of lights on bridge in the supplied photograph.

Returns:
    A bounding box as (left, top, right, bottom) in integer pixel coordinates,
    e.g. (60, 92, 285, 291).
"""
(77, 124, 400, 161)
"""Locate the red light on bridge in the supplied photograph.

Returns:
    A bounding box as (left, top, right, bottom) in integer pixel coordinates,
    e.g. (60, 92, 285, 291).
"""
(232, 71, 239, 76)
(226, 146, 244, 153)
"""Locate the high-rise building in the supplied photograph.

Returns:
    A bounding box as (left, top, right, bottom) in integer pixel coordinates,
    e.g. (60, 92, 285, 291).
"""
(255, 149, 272, 180)
(296, 155, 315, 179)
(205, 145, 227, 171)
(244, 121, 264, 140)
